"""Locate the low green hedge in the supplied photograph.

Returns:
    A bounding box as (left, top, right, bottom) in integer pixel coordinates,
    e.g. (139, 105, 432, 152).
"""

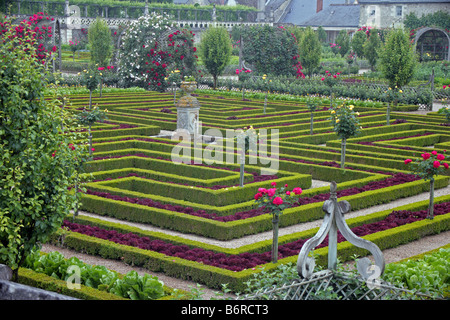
(87, 167, 253, 188)
(18, 268, 125, 300)
(87, 172, 310, 207)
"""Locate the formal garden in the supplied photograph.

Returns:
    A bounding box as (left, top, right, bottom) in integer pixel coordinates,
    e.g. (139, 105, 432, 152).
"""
(0, 8, 449, 302)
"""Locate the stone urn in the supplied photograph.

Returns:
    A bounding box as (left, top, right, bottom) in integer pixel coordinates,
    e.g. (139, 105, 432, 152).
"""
(176, 81, 200, 135)
(180, 81, 197, 95)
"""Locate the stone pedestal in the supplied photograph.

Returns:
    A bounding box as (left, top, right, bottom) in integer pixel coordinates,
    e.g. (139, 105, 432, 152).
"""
(176, 81, 200, 135)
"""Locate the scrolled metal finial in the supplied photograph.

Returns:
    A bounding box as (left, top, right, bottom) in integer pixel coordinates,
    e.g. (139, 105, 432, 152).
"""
(297, 181, 385, 280)
(296, 192, 336, 278)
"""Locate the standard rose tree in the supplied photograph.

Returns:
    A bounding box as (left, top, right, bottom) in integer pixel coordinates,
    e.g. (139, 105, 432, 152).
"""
(405, 151, 449, 219)
(329, 103, 362, 169)
(254, 183, 303, 263)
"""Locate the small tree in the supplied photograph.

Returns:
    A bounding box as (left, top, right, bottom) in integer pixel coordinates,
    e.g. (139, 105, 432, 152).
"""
(363, 28, 382, 71)
(321, 71, 340, 107)
(317, 26, 327, 43)
(335, 29, 350, 58)
(306, 96, 320, 135)
(351, 30, 367, 59)
(329, 103, 362, 168)
(298, 27, 321, 77)
(404, 151, 449, 219)
(79, 66, 101, 108)
(199, 26, 232, 89)
(379, 28, 417, 90)
(88, 17, 113, 68)
(69, 39, 80, 62)
(77, 106, 108, 157)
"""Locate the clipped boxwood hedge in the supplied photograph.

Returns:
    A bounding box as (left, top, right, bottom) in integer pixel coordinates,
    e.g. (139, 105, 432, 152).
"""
(79, 175, 449, 240)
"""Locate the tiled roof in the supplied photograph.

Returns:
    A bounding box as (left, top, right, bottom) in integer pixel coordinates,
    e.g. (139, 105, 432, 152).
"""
(281, 0, 348, 25)
(298, 4, 360, 27)
(358, 0, 450, 3)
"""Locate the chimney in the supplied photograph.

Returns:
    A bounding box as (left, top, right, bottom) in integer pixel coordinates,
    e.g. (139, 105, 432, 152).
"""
(317, 0, 323, 13)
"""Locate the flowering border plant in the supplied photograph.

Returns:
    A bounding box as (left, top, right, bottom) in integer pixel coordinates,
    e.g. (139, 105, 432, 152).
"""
(118, 13, 172, 91)
(321, 70, 340, 87)
(404, 151, 448, 181)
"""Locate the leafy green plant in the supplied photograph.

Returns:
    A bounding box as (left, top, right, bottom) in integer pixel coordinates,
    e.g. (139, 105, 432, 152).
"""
(298, 27, 321, 78)
(78, 66, 102, 107)
(383, 248, 449, 298)
(110, 270, 165, 300)
(335, 29, 350, 58)
(240, 25, 303, 78)
(363, 29, 382, 71)
(23, 250, 165, 300)
(351, 30, 368, 59)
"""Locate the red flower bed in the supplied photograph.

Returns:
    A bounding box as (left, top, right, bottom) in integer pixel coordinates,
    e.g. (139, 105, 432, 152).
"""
(62, 201, 450, 272)
(85, 173, 419, 222)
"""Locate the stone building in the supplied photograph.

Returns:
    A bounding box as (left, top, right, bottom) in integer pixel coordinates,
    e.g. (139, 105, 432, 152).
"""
(358, 0, 450, 29)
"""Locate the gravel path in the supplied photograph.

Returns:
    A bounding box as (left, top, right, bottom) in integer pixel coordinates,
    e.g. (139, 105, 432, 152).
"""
(41, 184, 450, 300)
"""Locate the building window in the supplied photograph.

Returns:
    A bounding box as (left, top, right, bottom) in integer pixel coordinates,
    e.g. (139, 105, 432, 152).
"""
(396, 6, 402, 17)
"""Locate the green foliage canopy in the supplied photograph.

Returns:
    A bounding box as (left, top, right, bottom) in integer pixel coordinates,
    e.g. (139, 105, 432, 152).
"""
(404, 10, 450, 31)
(298, 27, 321, 77)
(335, 30, 350, 58)
(88, 17, 113, 67)
(199, 26, 232, 89)
(240, 25, 303, 77)
(363, 28, 382, 71)
(351, 30, 367, 59)
(378, 28, 418, 89)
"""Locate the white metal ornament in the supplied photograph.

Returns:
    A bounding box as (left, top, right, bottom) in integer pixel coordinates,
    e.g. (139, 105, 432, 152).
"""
(297, 181, 385, 280)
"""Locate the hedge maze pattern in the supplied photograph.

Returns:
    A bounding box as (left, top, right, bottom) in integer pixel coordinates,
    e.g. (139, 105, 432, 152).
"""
(57, 91, 450, 292)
